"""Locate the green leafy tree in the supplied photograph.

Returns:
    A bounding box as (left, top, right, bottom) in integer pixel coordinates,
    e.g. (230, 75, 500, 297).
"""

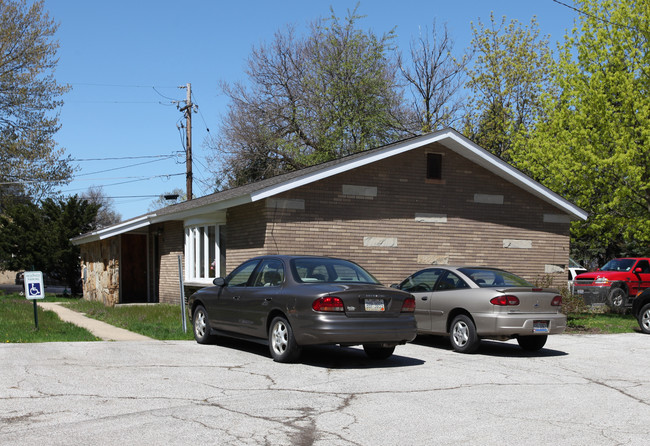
(463, 14, 554, 161)
(0, 196, 98, 293)
(511, 0, 650, 263)
(0, 0, 72, 205)
(211, 5, 408, 187)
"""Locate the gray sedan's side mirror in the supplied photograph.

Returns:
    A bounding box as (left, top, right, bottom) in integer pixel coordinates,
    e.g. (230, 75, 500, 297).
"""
(213, 277, 226, 287)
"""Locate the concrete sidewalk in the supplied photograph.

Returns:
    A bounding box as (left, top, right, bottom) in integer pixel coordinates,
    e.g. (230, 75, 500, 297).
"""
(38, 302, 155, 341)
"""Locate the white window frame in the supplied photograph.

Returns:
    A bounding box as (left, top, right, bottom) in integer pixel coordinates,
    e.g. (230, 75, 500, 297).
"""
(184, 224, 220, 284)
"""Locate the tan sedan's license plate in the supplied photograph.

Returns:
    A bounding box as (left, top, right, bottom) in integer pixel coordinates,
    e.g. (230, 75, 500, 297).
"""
(533, 320, 549, 333)
(365, 299, 385, 312)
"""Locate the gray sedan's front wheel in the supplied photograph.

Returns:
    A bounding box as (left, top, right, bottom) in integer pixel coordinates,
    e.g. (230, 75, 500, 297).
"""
(449, 315, 479, 353)
(638, 303, 650, 334)
(268, 316, 301, 363)
(192, 305, 214, 344)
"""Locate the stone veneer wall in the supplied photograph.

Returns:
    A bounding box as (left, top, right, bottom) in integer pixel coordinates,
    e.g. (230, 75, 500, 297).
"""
(80, 237, 120, 306)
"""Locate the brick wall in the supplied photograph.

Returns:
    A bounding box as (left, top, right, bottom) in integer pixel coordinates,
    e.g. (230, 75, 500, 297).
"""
(226, 142, 571, 288)
(225, 201, 268, 271)
(158, 221, 184, 304)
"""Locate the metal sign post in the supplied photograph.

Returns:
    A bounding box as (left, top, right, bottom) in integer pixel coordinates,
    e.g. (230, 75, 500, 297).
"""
(24, 271, 45, 329)
(177, 256, 187, 333)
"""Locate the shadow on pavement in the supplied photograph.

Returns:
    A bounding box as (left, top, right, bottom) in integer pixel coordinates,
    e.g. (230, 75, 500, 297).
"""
(412, 334, 568, 358)
(202, 336, 425, 368)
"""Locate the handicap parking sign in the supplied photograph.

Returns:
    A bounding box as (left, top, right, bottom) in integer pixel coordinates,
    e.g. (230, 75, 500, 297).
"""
(24, 271, 45, 300)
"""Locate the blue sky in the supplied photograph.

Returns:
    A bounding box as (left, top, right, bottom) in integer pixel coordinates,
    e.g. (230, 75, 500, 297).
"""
(44, 0, 578, 221)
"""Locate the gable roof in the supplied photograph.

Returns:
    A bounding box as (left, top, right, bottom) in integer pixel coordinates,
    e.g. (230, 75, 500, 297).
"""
(72, 128, 588, 245)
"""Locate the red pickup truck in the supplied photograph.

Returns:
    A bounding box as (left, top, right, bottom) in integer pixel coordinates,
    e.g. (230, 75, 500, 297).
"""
(573, 258, 650, 312)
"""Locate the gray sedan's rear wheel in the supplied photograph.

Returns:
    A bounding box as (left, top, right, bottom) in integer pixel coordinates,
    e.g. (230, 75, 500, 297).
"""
(607, 287, 627, 313)
(638, 303, 650, 334)
(517, 335, 548, 351)
(269, 316, 301, 363)
(363, 345, 395, 360)
(449, 315, 479, 353)
(192, 305, 214, 344)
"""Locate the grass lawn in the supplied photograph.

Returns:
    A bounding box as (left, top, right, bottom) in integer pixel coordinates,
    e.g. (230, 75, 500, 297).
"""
(0, 293, 99, 343)
(566, 312, 638, 334)
(63, 299, 194, 340)
(1, 290, 642, 343)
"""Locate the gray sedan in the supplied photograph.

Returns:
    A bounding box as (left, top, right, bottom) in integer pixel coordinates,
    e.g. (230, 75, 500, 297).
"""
(187, 255, 417, 362)
(393, 266, 567, 353)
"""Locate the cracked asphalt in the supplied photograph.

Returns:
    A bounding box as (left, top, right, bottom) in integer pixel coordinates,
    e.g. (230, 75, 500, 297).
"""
(1, 333, 649, 445)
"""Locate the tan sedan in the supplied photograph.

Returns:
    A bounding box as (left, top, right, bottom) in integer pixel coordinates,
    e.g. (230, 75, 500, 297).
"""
(393, 266, 567, 353)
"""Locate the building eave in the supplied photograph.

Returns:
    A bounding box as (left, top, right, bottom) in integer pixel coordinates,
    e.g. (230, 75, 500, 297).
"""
(72, 128, 587, 246)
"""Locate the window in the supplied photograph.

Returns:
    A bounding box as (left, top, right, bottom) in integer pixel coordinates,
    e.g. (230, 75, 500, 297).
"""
(226, 259, 259, 287)
(399, 269, 443, 292)
(252, 260, 285, 287)
(426, 153, 442, 180)
(435, 271, 470, 291)
(185, 224, 224, 283)
(291, 258, 379, 284)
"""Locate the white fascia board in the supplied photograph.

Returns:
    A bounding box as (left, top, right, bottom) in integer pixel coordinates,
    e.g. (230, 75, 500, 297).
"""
(442, 132, 588, 221)
(151, 195, 252, 223)
(249, 128, 587, 221)
(250, 131, 453, 202)
(71, 215, 155, 245)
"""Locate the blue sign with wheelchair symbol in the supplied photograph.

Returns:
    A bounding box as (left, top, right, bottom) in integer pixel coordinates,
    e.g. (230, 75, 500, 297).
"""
(24, 271, 45, 299)
(29, 282, 42, 296)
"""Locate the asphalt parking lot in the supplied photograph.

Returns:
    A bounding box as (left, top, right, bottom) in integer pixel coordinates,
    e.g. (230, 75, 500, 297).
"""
(2, 333, 649, 445)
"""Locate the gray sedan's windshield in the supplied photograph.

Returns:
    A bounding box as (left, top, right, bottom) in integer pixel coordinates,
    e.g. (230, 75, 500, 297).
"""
(600, 259, 635, 272)
(459, 268, 533, 287)
(291, 258, 379, 284)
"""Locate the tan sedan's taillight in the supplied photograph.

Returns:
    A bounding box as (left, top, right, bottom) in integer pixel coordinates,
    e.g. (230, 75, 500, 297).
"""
(551, 295, 562, 306)
(490, 295, 520, 306)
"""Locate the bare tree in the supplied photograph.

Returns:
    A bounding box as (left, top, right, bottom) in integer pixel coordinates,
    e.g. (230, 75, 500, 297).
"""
(148, 188, 185, 212)
(399, 21, 470, 133)
(81, 186, 121, 228)
(210, 6, 410, 188)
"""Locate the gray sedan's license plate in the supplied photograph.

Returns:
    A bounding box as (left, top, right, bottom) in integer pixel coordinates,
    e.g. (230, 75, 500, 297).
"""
(533, 320, 549, 333)
(365, 299, 385, 312)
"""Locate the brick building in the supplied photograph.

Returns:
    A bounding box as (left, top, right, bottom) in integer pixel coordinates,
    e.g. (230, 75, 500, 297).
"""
(72, 129, 587, 306)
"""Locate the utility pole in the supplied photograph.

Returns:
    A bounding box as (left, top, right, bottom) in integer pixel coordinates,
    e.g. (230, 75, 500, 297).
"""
(179, 83, 194, 200)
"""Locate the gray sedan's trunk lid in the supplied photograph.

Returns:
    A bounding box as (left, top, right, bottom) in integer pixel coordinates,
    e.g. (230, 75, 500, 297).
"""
(325, 284, 410, 316)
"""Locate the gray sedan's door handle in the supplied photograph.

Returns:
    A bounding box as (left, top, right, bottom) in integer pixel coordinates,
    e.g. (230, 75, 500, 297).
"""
(264, 298, 272, 302)
(232, 296, 240, 300)
(421, 296, 428, 301)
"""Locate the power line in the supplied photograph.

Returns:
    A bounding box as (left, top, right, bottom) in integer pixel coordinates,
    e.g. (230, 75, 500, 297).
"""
(550, 0, 639, 32)
(72, 154, 177, 162)
(75, 157, 174, 177)
(68, 82, 178, 89)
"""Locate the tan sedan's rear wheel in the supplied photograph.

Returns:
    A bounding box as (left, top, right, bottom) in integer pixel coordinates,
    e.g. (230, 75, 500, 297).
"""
(449, 315, 479, 353)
